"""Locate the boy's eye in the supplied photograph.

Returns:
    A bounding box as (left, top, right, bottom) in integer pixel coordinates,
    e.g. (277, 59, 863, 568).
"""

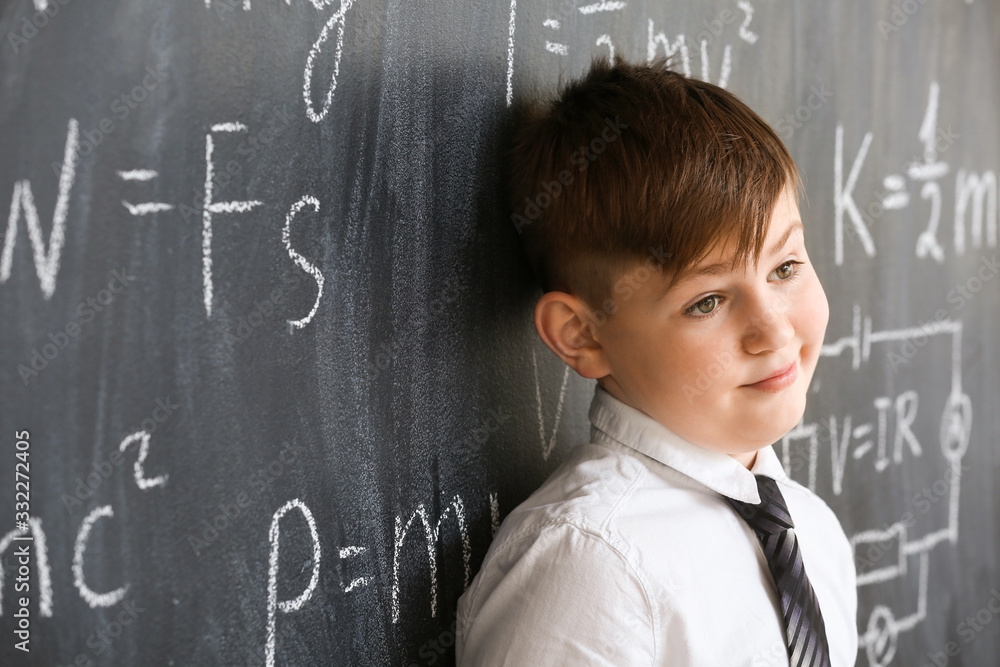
(690, 296, 720, 315)
(683, 260, 803, 320)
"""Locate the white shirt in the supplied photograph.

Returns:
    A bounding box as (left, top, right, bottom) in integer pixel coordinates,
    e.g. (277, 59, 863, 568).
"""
(456, 382, 858, 666)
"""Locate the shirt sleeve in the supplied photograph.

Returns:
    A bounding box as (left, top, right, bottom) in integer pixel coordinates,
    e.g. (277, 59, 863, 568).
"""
(456, 520, 656, 666)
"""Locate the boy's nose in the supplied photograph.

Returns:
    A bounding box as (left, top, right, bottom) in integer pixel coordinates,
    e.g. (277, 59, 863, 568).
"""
(740, 293, 795, 354)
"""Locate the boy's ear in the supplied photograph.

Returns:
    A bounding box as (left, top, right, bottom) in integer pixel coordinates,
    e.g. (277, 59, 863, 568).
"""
(533, 291, 611, 380)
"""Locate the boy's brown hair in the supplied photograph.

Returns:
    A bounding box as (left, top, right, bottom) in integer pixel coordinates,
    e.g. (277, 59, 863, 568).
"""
(505, 52, 802, 319)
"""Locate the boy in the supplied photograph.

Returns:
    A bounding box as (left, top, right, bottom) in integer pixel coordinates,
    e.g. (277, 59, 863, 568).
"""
(456, 54, 857, 665)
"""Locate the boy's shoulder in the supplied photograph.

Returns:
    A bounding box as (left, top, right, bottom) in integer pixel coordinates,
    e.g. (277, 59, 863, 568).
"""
(478, 437, 728, 571)
(456, 443, 664, 665)
(494, 441, 648, 543)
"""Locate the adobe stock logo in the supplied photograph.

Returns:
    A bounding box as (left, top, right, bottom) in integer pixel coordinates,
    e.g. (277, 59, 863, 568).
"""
(681, 292, 793, 403)
(510, 116, 629, 234)
(775, 83, 834, 141)
(18, 268, 138, 385)
(6, 0, 73, 54)
(682, 349, 736, 404)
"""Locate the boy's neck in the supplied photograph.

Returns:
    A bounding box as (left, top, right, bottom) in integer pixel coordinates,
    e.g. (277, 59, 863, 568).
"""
(732, 449, 758, 470)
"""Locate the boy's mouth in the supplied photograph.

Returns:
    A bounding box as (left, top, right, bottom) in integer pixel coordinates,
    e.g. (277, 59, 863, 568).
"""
(741, 359, 797, 392)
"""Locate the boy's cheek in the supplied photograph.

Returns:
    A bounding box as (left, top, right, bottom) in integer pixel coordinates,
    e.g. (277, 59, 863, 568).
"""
(803, 275, 831, 342)
(800, 287, 830, 383)
(816, 280, 831, 337)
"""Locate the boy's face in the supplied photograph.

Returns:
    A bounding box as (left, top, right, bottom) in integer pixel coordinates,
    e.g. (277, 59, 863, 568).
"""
(589, 185, 829, 466)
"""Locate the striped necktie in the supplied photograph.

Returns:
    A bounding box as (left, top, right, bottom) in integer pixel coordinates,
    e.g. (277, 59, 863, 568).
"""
(723, 474, 833, 667)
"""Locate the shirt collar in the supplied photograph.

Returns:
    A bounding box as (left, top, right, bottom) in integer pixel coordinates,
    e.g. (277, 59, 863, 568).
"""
(587, 382, 788, 504)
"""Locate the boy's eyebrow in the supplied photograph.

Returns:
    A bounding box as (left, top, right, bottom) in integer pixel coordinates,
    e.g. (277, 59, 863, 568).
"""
(768, 220, 804, 257)
(663, 220, 805, 294)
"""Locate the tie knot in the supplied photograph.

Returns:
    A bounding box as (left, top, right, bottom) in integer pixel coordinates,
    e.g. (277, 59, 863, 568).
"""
(724, 474, 795, 535)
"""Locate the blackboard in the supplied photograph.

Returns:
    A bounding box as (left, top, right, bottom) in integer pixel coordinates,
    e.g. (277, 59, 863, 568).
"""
(1, 1, 998, 665)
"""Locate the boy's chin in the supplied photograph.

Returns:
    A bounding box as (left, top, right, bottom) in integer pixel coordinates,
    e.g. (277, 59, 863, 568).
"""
(743, 407, 806, 448)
